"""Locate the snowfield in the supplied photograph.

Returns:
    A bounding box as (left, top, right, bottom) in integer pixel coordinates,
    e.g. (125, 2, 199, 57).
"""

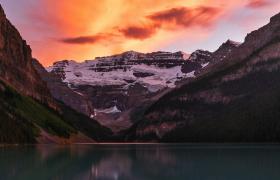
(47, 53, 198, 93)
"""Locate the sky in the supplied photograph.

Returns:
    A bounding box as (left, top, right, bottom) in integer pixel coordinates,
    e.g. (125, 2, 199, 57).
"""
(1, 0, 280, 66)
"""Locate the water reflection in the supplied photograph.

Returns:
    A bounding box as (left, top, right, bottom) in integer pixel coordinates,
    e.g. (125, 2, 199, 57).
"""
(0, 144, 280, 180)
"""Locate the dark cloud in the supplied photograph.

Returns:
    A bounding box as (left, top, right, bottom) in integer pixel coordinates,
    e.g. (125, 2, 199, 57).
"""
(119, 6, 220, 40)
(119, 25, 158, 40)
(147, 6, 221, 28)
(148, 7, 188, 25)
(60, 35, 104, 44)
(59, 33, 119, 44)
(246, 0, 270, 8)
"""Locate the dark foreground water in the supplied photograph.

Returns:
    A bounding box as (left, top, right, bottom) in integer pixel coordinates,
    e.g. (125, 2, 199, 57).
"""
(0, 144, 280, 180)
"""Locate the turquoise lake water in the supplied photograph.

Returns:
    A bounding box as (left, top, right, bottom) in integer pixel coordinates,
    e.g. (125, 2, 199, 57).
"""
(0, 144, 280, 180)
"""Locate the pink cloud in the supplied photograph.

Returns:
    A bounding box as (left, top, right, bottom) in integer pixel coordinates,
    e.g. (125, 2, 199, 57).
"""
(246, 0, 271, 8)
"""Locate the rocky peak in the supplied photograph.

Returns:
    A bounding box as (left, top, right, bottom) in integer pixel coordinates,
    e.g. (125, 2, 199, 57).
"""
(243, 12, 280, 50)
(223, 39, 241, 48)
(212, 39, 241, 62)
(270, 12, 280, 24)
(188, 50, 213, 64)
(180, 50, 213, 74)
(52, 60, 77, 67)
(0, 4, 57, 109)
(233, 12, 280, 67)
(0, 5, 5, 19)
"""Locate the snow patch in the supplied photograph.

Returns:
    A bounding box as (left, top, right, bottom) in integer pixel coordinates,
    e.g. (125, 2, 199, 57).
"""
(95, 106, 122, 114)
(202, 62, 209, 68)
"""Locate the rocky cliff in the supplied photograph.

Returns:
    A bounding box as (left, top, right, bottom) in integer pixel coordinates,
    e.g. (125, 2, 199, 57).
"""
(0, 5, 56, 108)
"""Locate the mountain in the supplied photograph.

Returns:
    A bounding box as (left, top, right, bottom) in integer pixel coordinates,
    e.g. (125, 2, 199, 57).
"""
(181, 40, 240, 74)
(212, 40, 241, 63)
(0, 4, 112, 143)
(46, 51, 197, 131)
(46, 39, 240, 132)
(181, 50, 213, 74)
(0, 6, 56, 109)
(124, 12, 280, 142)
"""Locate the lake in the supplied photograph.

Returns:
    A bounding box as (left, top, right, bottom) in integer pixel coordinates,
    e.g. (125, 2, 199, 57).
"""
(0, 144, 280, 180)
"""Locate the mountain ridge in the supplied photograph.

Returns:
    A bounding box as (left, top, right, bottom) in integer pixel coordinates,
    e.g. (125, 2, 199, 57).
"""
(123, 11, 280, 142)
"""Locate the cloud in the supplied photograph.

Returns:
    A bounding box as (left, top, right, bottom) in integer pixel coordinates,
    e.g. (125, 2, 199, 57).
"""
(119, 25, 158, 40)
(147, 6, 221, 28)
(61, 35, 102, 44)
(118, 6, 221, 40)
(62, 6, 221, 42)
(246, 0, 270, 8)
(60, 33, 116, 44)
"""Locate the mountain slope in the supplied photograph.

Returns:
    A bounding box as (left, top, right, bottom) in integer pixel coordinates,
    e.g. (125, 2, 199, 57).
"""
(0, 79, 75, 143)
(0, 79, 112, 143)
(124, 12, 280, 142)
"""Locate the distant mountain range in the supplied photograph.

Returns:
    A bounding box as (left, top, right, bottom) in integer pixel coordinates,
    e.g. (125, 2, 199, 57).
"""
(1, 3, 280, 143)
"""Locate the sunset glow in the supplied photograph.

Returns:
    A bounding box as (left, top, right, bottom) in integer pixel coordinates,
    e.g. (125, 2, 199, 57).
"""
(1, 0, 280, 66)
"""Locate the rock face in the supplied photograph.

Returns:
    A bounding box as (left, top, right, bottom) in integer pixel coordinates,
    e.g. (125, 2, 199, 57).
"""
(0, 5, 55, 108)
(32, 59, 94, 115)
(124, 12, 280, 142)
(181, 40, 240, 74)
(212, 40, 241, 63)
(181, 50, 213, 73)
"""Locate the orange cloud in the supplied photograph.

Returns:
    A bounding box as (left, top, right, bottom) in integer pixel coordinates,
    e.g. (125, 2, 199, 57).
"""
(23, 1, 226, 66)
(61, 5, 221, 43)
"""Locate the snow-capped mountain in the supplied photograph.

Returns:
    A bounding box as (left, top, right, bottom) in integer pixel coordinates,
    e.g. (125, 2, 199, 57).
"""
(46, 51, 200, 130)
(47, 51, 192, 91)
(45, 42, 239, 131)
